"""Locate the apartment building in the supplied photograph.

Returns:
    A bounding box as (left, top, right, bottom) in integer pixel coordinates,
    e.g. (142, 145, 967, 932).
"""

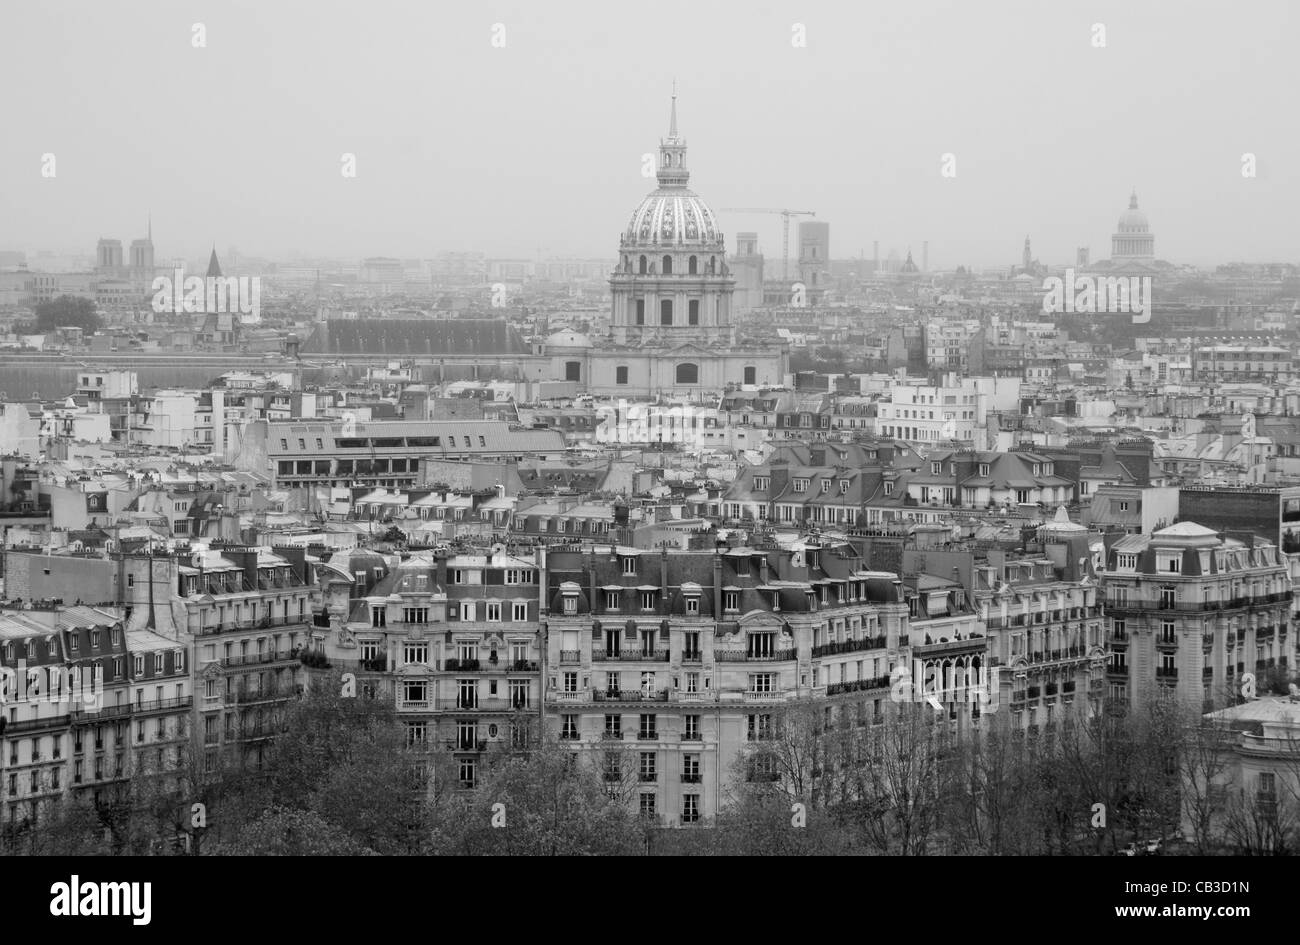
(542, 539, 909, 824)
(335, 548, 544, 790)
(1100, 523, 1292, 711)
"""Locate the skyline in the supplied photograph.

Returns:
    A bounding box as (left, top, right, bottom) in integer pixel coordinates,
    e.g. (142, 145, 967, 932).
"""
(1, 1, 1297, 268)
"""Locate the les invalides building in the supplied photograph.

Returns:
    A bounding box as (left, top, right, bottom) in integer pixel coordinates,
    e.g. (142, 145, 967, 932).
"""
(539, 95, 788, 395)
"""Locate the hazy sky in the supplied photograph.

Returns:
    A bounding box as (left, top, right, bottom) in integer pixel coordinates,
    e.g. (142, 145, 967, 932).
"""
(1, 0, 1296, 269)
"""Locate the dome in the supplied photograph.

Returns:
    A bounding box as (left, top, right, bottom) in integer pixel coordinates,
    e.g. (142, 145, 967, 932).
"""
(623, 190, 721, 248)
(544, 329, 593, 348)
(1117, 191, 1149, 232)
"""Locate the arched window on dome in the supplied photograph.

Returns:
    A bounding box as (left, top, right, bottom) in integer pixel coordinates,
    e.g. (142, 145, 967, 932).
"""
(639, 256, 647, 274)
(662, 256, 673, 275)
(675, 362, 699, 385)
(709, 256, 717, 274)
(688, 256, 698, 275)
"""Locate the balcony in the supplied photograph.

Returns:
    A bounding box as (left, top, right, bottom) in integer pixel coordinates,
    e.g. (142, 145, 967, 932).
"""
(1156, 635, 1178, 651)
(591, 649, 670, 662)
(559, 650, 581, 664)
(1156, 667, 1178, 679)
(511, 660, 540, 672)
(399, 699, 430, 710)
(676, 691, 717, 703)
(681, 773, 703, 784)
(638, 772, 658, 782)
(913, 636, 987, 657)
(715, 648, 797, 662)
(449, 739, 489, 752)
(601, 730, 625, 740)
(826, 675, 892, 696)
(681, 732, 702, 742)
(636, 731, 659, 741)
(592, 689, 669, 703)
(134, 696, 194, 714)
(444, 658, 482, 672)
(811, 637, 886, 658)
(220, 650, 298, 668)
(681, 651, 703, 662)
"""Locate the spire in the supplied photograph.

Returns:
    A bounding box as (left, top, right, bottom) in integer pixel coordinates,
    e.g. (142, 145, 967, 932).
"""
(669, 79, 678, 137)
(1129, 189, 1138, 209)
(206, 245, 222, 278)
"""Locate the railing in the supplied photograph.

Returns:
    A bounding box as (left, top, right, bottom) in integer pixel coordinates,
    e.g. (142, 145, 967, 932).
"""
(681, 651, 703, 662)
(559, 730, 580, 740)
(811, 636, 887, 658)
(591, 649, 670, 662)
(134, 696, 193, 713)
(220, 650, 297, 668)
(449, 739, 489, 752)
(681, 732, 702, 741)
(559, 650, 581, 663)
(681, 773, 703, 784)
(232, 686, 293, 704)
(638, 772, 658, 782)
(399, 700, 430, 710)
(1156, 667, 1178, 679)
(826, 675, 892, 696)
(3, 713, 71, 734)
(601, 730, 625, 740)
(592, 690, 669, 703)
(914, 637, 987, 656)
(637, 731, 659, 741)
(715, 648, 797, 662)
(445, 658, 482, 672)
(72, 703, 134, 721)
(511, 660, 540, 672)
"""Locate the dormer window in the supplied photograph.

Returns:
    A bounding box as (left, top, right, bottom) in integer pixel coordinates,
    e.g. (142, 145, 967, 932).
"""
(820, 480, 830, 493)
(931, 462, 942, 475)
(753, 476, 770, 491)
(793, 478, 809, 493)
(839, 480, 849, 494)
(978, 464, 990, 477)
(1115, 553, 1137, 570)
(622, 556, 636, 576)
(884, 481, 894, 496)
(605, 591, 620, 611)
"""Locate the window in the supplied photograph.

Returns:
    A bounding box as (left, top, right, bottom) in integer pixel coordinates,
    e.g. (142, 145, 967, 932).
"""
(622, 556, 637, 575)
(402, 680, 427, 705)
(402, 607, 429, 624)
(561, 715, 579, 739)
(605, 591, 620, 611)
(747, 632, 775, 658)
(689, 300, 700, 325)
(639, 752, 657, 781)
(793, 478, 809, 493)
(978, 464, 990, 477)
(724, 591, 739, 612)
(660, 300, 673, 325)
(682, 795, 700, 824)
(639, 793, 657, 817)
(485, 602, 501, 622)
(605, 714, 622, 737)
(640, 591, 656, 611)
(685, 596, 699, 615)
(1115, 553, 1137, 570)
(371, 607, 386, 628)
(747, 713, 772, 741)
(616, 366, 629, 385)
(675, 363, 699, 385)
(1119, 501, 1130, 512)
(635, 298, 645, 323)
(750, 673, 775, 693)
(753, 476, 769, 491)
(684, 714, 700, 739)
(512, 602, 528, 621)
(563, 672, 578, 693)
(403, 642, 428, 665)
(639, 714, 657, 739)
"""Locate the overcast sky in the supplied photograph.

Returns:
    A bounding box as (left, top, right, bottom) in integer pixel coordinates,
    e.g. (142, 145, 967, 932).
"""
(1, 0, 1296, 269)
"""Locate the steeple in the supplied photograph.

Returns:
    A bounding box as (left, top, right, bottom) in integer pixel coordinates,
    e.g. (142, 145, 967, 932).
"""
(206, 246, 222, 278)
(657, 86, 689, 190)
(1129, 189, 1139, 209)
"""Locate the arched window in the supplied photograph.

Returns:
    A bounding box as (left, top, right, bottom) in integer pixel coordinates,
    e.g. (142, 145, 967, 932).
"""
(744, 366, 756, 385)
(639, 255, 647, 274)
(662, 255, 673, 275)
(675, 362, 699, 385)
(565, 361, 581, 382)
(688, 256, 698, 275)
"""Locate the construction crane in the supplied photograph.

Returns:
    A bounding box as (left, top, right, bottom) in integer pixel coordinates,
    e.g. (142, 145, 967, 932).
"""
(719, 208, 816, 282)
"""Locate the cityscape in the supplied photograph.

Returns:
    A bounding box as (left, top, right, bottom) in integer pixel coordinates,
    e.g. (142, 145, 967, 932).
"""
(0, 2, 1297, 875)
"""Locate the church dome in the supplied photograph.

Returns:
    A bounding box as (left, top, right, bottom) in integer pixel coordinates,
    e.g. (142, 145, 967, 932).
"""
(619, 92, 723, 250)
(624, 191, 720, 248)
(1117, 191, 1149, 232)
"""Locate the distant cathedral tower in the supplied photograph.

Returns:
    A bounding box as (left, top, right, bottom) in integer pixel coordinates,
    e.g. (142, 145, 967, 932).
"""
(1023, 235, 1032, 271)
(609, 90, 734, 347)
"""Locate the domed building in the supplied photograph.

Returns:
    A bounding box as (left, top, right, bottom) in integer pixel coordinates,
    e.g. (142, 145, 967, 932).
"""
(1111, 190, 1155, 260)
(552, 94, 787, 395)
